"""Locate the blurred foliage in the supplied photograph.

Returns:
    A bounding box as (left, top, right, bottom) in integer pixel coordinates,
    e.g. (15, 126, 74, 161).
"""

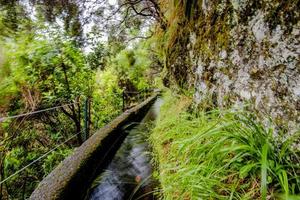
(86, 43, 108, 71)
(111, 48, 151, 91)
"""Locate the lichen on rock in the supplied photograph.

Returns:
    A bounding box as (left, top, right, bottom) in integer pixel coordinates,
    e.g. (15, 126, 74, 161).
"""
(161, 0, 300, 135)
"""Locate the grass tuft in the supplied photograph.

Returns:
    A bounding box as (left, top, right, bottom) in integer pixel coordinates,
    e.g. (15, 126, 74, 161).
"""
(150, 91, 300, 199)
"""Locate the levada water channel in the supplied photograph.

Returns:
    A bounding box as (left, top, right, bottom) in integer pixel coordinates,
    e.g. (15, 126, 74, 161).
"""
(86, 98, 163, 200)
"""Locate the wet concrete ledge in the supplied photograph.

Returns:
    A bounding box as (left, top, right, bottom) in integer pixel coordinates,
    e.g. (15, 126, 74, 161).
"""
(30, 94, 158, 200)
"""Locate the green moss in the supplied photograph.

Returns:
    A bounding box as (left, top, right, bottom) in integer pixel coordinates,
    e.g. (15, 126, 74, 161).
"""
(156, 0, 235, 90)
(249, 66, 265, 80)
(264, 0, 300, 32)
(219, 66, 231, 76)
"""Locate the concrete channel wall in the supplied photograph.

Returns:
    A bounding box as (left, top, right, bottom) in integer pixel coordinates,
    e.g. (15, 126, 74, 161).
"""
(30, 94, 158, 200)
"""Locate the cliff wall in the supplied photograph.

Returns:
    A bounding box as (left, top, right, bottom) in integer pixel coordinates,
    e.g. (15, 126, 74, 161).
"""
(162, 0, 299, 133)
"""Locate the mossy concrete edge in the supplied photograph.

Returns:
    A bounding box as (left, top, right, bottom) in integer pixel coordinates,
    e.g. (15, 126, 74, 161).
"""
(29, 93, 158, 200)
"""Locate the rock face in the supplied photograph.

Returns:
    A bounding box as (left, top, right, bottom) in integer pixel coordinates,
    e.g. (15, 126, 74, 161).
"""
(164, 0, 299, 133)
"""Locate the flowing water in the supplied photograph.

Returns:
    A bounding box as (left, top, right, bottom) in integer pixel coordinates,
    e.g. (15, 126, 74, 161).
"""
(86, 98, 163, 200)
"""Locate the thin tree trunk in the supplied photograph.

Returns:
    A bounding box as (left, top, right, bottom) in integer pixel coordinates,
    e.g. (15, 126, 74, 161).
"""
(60, 107, 82, 145)
(61, 60, 83, 145)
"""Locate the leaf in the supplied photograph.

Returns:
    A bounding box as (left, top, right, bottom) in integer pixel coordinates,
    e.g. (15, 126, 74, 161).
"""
(261, 143, 268, 200)
(276, 194, 300, 200)
(278, 169, 289, 197)
(239, 163, 256, 178)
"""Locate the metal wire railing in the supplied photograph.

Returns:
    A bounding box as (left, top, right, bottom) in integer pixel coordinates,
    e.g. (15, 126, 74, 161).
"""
(0, 90, 153, 199)
(0, 102, 79, 123)
(0, 100, 86, 199)
(0, 130, 83, 185)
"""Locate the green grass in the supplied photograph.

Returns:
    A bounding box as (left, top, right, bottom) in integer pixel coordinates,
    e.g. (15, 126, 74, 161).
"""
(150, 91, 300, 200)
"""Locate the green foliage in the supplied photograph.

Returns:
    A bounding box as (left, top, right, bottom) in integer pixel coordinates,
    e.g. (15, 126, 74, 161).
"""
(24, 38, 93, 103)
(4, 147, 23, 170)
(92, 69, 123, 128)
(3, 145, 43, 199)
(2, 142, 73, 198)
(86, 43, 108, 70)
(42, 148, 72, 175)
(89, 41, 157, 127)
(0, 2, 32, 37)
(0, 37, 27, 111)
(111, 48, 151, 90)
(0, 1, 160, 199)
(150, 91, 300, 199)
(0, 29, 95, 199)
(0, 32, 94, 110)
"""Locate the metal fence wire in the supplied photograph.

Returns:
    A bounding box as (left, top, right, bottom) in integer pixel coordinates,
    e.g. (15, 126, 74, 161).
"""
(0, 90, 153, 199)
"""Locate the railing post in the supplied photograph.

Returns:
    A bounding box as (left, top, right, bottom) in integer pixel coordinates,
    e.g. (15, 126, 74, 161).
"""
(84, 97, 90, 141)
(122, 91, 125, 111)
